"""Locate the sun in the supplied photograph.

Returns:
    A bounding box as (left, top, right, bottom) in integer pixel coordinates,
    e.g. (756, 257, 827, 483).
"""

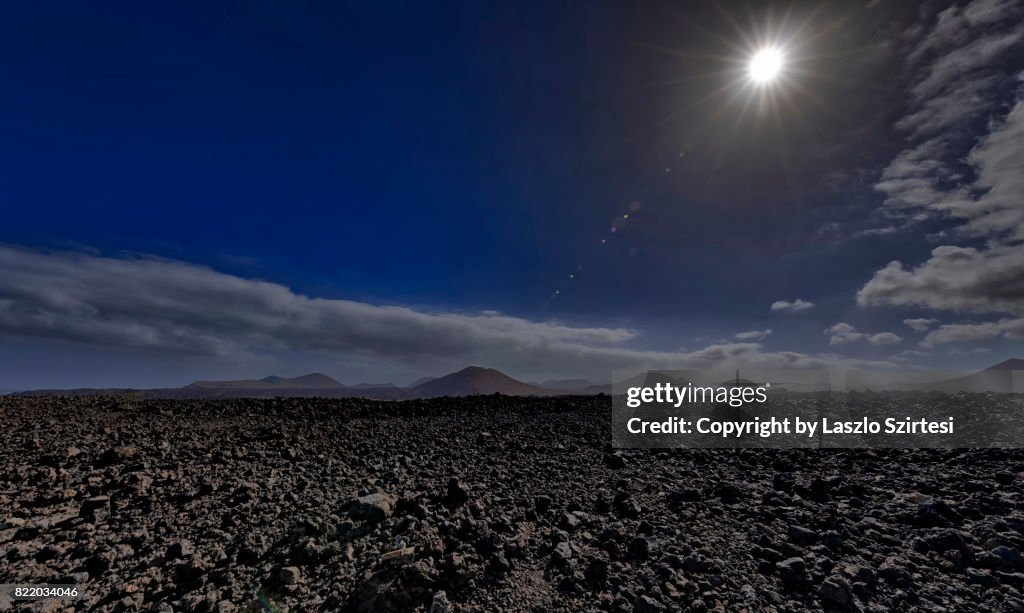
(749, 48, 784, 84)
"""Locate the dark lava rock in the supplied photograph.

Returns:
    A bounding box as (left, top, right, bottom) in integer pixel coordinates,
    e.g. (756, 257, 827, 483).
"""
(276, 566, 303, 585)
(716, 483, 743, 504)
(99, 445, 139, 466)
(628, 536, 651, 560)
(778, 557, 811, 588)
(429, 591, 451, 613)
(78, 495, 111, 523)
(604, 452, 627, 469)
(445, 478, 469, 508)
(917, 498, 962, 527)
(4, 394, 1024, 612)
(787, 525, 818, 546)
(967, 568, 998, 587)
(535, 494, 553, 514)
(634, 594, 666, 613)
(552, 541, 573, 563)
(585, 557, 609, 587)
(878, 558, 913, 587)
(615, 495, 642, 519)
(819, 574, 854, 608)
(166, 539, 193, 559)
(349, 492, 396, 523)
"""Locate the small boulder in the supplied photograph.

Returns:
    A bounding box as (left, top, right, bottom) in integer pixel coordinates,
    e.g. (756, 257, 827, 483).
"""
(445, 479, 469, 508)
(79, 496, 111, 523)
(349, 493, 396, 523)
(819, 575, 854, 608)
(778, 557, 810, 588)
(787, 525, 818, 546)
(167, 539, 193, 559)
(276, 566, 302, 585)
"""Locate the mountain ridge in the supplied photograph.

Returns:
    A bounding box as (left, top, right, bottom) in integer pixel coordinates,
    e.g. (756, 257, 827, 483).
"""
(10, 359, 1023, 399)
(187, 372, 344, 389)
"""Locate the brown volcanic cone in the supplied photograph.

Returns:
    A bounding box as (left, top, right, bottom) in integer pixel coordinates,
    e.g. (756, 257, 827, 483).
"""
(410, 366, 553, 397)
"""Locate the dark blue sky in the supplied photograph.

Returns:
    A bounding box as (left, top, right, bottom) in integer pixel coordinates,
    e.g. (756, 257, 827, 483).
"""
(2, 1, 1022, 388)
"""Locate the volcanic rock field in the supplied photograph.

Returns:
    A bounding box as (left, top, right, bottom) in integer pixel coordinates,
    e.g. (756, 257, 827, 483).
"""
(2, 394, 1024, 612)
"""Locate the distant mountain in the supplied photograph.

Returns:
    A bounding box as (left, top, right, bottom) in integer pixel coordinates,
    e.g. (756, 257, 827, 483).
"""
(986, 358, 1024, 371)
(910, 360, 1023, 393)
(187, 373, 344, 389)
(13, 366, 568, 399)
(409, 376, 437, 387)
(411, 366, 554, 397)
(872, 358, 1024, 393)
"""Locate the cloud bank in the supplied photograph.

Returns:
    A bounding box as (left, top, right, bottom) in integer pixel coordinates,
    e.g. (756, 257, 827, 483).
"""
(0, 245, 895, 380)
(921, 318, 1024, 348)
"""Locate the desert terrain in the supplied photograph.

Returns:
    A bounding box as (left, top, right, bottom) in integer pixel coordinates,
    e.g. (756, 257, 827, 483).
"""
(2, 394, 1024, 612)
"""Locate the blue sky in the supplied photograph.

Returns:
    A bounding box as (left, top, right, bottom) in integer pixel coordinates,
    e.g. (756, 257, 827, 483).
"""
(2, 1, 1023, 388)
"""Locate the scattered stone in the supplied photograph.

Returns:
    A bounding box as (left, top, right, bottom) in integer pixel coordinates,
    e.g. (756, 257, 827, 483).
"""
(349, 492, 396, 523)
(778, 557, 810, 588)
(634, 595, 666, 613)
(535, 495, 553, 514)
(166, 539, 193, 559)
(615, 495, 641, 518)
(78, 495, 110, 523)
(276, 566, 302, 585)
(604, 453, 626, 469)
(819, 574, 854, 608)
(787, 525, 818, 546)
(4, 394, 1023, 611)
(553, 541, 573, 563)
(429, 590, 451, 613)
(445, 478, 469, 508)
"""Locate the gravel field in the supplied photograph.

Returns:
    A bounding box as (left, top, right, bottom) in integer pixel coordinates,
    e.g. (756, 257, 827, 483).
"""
(2, 394, 1024, 612)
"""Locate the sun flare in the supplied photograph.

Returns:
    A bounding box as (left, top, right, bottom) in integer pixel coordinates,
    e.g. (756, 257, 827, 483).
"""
(749, 48, 784, 84)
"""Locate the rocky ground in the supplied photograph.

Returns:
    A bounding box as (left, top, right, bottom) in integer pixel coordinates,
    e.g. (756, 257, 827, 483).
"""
(2, 394, 1024, 612)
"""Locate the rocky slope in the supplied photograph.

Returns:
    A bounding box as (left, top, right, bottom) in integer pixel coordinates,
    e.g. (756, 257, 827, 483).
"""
(1, 395, 1023, 612)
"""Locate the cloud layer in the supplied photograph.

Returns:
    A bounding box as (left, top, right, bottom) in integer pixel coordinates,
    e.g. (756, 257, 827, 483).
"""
(862, 0, 1024, 319)
(0, 245, 894, 380)
(921, 318, 1024, 348)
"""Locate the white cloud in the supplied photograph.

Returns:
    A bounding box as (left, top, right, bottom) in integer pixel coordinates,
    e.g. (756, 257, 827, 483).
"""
(855, 226, 900, 238)
(824, 323, 902, 346)
(735, 329, 772, 341)
(825, 322, 866, 345)
(868, 332, 903, 346)
(0, 244, 899, 381)
(771, 299, 815, 312)
(858, 244, 1024, 315)
(861, 0, 1024, 324)
(921, 318, 1024, 348)
(903, 318, 939, 332)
